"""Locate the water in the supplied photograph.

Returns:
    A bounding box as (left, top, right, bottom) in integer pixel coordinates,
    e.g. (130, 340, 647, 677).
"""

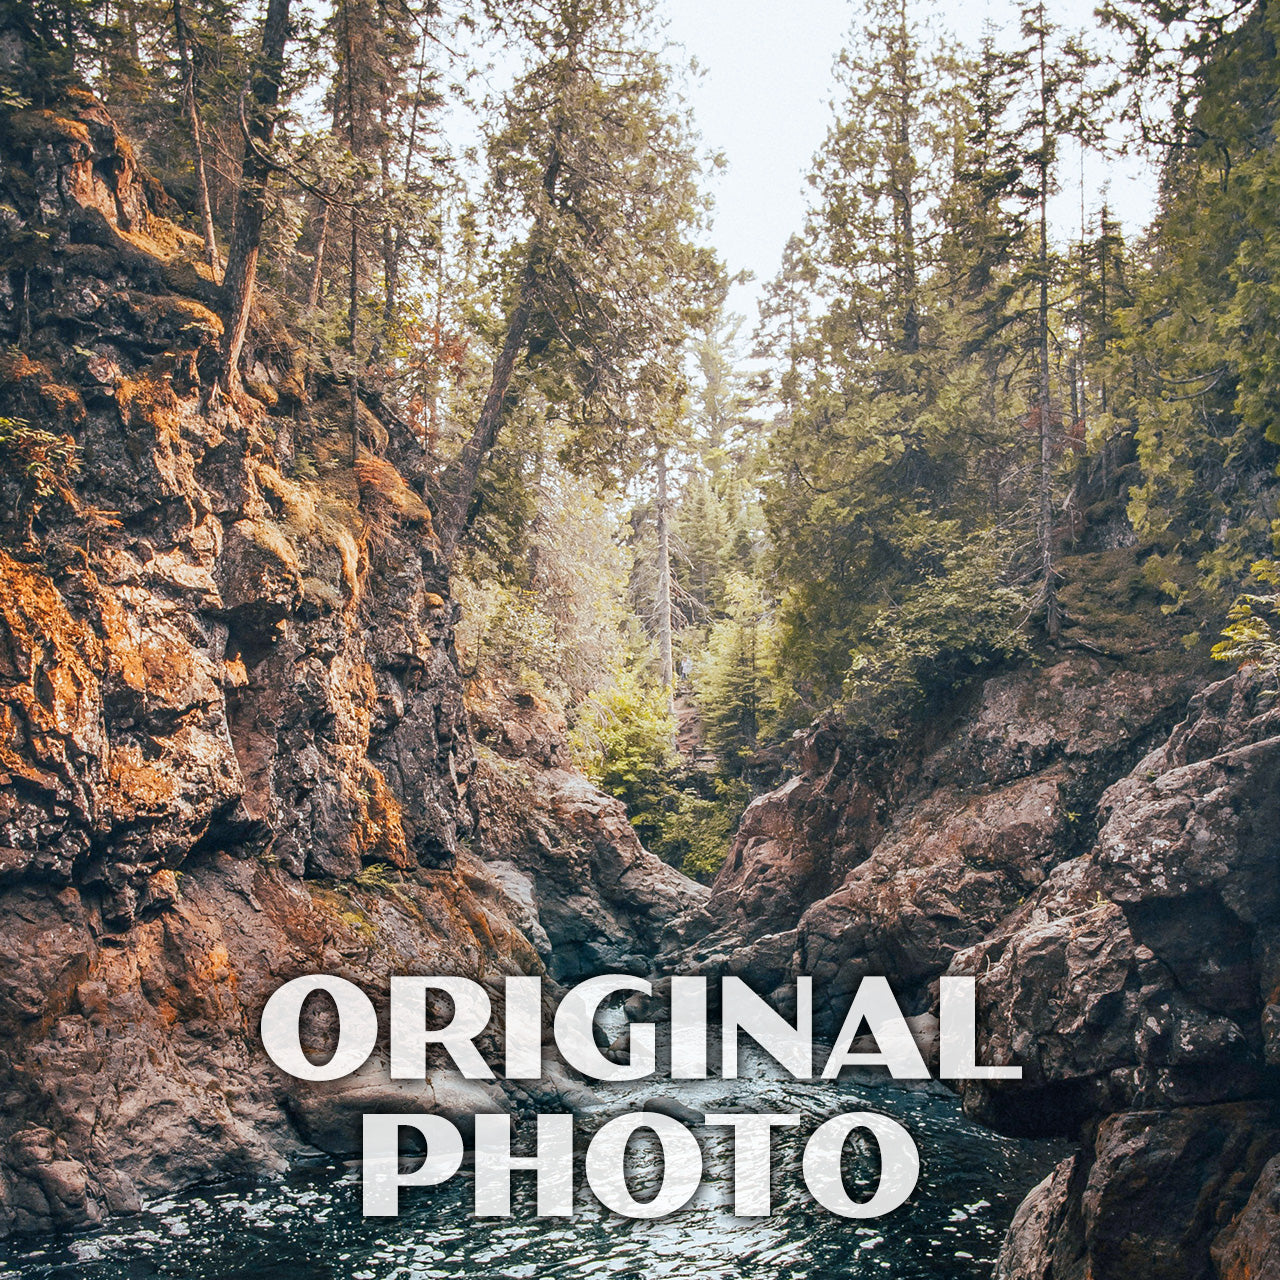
(0, 1046, 1063, 1280)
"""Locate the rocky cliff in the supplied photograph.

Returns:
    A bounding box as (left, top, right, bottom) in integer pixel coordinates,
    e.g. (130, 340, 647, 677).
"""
(0, 75, 701, 1235)
(666, 561, 1280, 1277)
(667, 609, 1211, 1027)
(959, 670, 1280, 1280)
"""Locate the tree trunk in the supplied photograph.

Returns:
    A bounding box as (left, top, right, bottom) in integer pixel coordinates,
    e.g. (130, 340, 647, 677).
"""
(656, 450, 674, 697)
(338, 0, 361, 464)
(301, 202, 327, 407)
(893, 0, 919, 355)
(433, 146, 560, 561)
(173, 0, 218, 274)
(433, 251, 540, 560)
(1076, 144, 1087, 447)
(348, 215, 360, 464)
(1035, 14, 1061, 641)
(217, 0, 291, 395)
(307, 204, 328, 310)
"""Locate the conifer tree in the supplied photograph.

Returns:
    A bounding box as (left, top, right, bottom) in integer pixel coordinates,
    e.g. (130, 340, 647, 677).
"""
(761, 0, 972, 696)
(432, 0, 713, 561)
(217, 0, 291, 395)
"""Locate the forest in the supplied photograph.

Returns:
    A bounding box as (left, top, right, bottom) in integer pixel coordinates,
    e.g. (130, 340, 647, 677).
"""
(3, 0, 1278, 883)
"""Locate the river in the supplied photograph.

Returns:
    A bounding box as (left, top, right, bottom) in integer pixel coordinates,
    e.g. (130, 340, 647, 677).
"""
(0, 1035, 1063, 1280)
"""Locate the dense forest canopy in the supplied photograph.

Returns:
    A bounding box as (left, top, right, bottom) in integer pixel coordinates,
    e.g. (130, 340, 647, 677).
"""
(3, 0, 1279, 876)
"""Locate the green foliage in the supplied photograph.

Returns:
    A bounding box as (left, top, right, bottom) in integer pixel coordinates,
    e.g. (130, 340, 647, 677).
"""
(1212, 561, 1280, 671)
(455, 580, 560, 689)
(653, 777, 752, 884)
(0, 415, 78, 533)
(842, 537, 1030, 734)
(757, 0, 1046, 702)
(456, 469, 630, 703)
(0, 415, 77, 496)
(353, 861, 399, 891)
(1109, 1, 1280, 598)
(471, 0, 719, 492)
(569, 669, 676, 832)
(570, 678, 672, 788)
(694, 571, 788, 768)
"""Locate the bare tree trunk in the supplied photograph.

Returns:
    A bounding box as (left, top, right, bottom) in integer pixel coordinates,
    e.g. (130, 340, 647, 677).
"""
(656, 449, 674, 699)
(173, 0, 218, 274)
(307, 204, 328, 310)
(338, 0, 361, 465)
(434, 251, 540, 559)
(217, 0, 291, 395)
(1035, 13, 1061, 641)
(302, 202, 327, 406)
(348, 215, 360, 464)
(433, 146, 560, 561)
(1076, 141, 1087, 447)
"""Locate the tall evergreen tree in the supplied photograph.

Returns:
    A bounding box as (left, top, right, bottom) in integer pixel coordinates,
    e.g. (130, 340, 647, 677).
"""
(217, 0, 291, 395)
(432, 0, 714, 561)
(761, 0, 977, 697)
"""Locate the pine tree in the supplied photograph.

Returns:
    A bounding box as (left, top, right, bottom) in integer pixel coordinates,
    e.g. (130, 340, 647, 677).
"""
(171, 0, 218, 270)
(1107, 0, 1280, 598)
(761, 0, 975, 697)
(432, 0, 714, 561)
(217, 0, 291, 395)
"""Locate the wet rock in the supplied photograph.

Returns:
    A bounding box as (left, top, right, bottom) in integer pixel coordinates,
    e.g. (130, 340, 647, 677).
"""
(642, 1096, 703, 1125)
(995, 1155, 1083, 1280)
(288, 1060, 506, 1154)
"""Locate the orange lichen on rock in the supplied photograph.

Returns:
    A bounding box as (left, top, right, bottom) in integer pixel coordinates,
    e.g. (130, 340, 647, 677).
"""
(6, 108, 92, 149)
(103, 746, 179, 821)
(356, 765, 412, 870)
(355, 455, 437, 548)
(114, 374, 182, 432)
(0, 350, 87, 425)
(0, 550, 102, 760)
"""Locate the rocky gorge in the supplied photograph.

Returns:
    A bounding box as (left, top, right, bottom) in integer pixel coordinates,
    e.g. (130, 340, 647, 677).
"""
(1, 63, 1278, 1280)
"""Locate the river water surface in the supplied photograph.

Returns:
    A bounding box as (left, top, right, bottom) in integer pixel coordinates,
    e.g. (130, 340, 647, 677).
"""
(0, 1040, 1062, 1280)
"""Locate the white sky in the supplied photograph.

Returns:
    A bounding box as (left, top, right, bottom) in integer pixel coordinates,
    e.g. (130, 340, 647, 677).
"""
(658, 0, 1162, 319)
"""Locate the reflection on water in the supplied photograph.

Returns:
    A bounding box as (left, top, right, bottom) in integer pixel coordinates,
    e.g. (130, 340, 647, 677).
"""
(0, 1045, 1063, 1280)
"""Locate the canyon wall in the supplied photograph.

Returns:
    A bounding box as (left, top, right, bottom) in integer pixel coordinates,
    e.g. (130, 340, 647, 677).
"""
(0, 77, 701, 1235)
(669, 590, 1279, 1275)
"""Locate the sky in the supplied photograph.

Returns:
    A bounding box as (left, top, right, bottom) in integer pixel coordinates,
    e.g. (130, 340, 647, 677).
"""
(657, 0, 1162, 320)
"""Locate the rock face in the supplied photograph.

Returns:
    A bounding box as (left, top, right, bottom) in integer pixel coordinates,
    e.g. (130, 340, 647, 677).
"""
(665, 591, 1279, 1273)
(957, 670, 1280, 1279)
(669, 654, 1206, 1026)
(468, 680, 707, 979)
(0, 79, 699, 1235)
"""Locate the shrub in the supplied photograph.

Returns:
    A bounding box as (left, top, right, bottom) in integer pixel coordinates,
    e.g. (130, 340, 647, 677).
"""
(694, 572, 785, 771)
(842, 538, 1029, 736)
(1212, 560, 1280, 672)
(569, 669, 675, 822)
(653, 776, 751, 883)
(0, 415, 78, 535)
